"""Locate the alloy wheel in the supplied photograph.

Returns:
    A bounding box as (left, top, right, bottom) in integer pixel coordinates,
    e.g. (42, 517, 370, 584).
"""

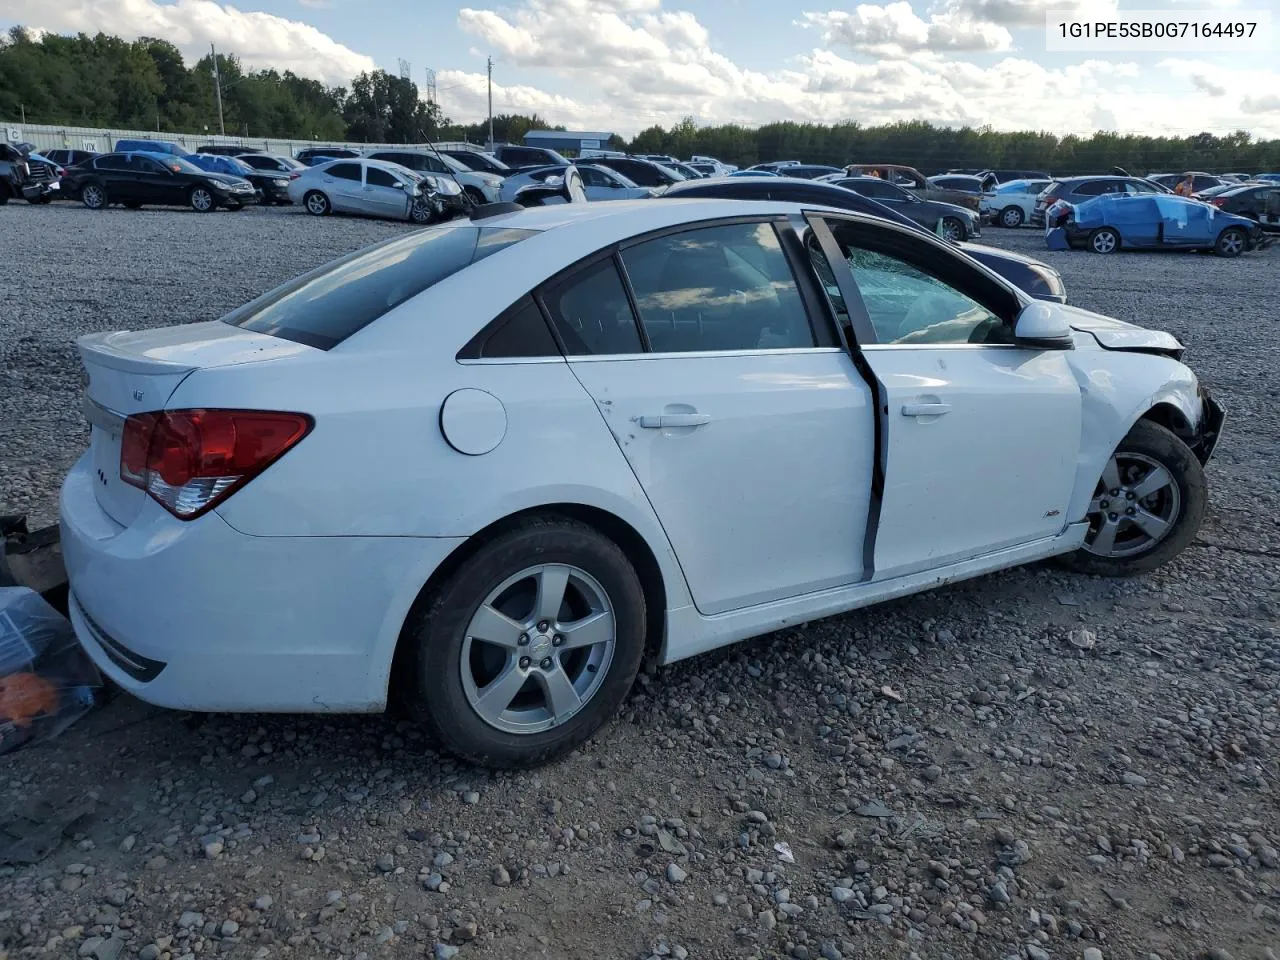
(82, 185, 104, 209)
(460, 563, 616, 735)
(1000, 206, 1023, 228)
(1219, 230, 1244, 256)
(306, 192, 329, 215)
(941, 217, 965, 241)
(191, 188, 213, 212)
(1091, 230, 1118, 253)
(1084, 452, 1181, 557)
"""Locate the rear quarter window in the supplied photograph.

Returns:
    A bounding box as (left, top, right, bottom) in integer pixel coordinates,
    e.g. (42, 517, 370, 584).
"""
(222, 225, 539, 349)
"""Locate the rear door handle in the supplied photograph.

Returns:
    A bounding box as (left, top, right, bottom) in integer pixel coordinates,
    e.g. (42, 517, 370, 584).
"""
(638, 413, 712, 428)
(901, 402, 952, 417)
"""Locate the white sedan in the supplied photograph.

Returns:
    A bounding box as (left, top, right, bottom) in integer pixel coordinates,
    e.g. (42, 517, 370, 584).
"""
(980, 178, 1054, 228)
(498, 163, 653, 202)
(61, 198, 1223, 768)
(287, 157, 463, 222)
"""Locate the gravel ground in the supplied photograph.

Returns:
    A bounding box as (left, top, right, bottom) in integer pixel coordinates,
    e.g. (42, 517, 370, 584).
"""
(1, 204, 1278, 960)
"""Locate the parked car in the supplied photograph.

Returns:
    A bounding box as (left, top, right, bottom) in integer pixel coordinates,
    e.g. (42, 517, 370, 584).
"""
(1061, 194, 1263, 256)
(61, 195, 1223, 768)
(113, 139, 190, 156)
(1148, 172, 1224, 193)
(1202, 182, 1280, 231)
(777, 164, 846, 180)
(1256, 173, 1280, 183)
(980, 178, 1054, 228)
(729, 168, 776, 177)
(687, 162, 721, 177)
(747, 161, 801, 174)
(41, 148, 99, 168)
(62, 151, 256, 212)
(20, 152, 64, 203)
(663, 176, 1064, 302)
(296, 147, 360, 165)
(440, 149, 511, 175)
(237, 153, 308, 177)
(1192, 181, 1255, 200)
(844, 164, 982, 210)
(1032, 176, 1169, 225)
(491, 144, 569, 171)
(835, 176, 980, 241)
(498, 163, 652, 202)
(287, 157, 461, 223)
(662, 160, 705, 180)
(0, 141, 28, 204)
(197, 144, 256, 156)
(977, 169, 1052, 186)
(366, 150, 504, 205)
(581, 155, 685, 188)
(926, 174, 988, 209)
(187, 153, 292, 205)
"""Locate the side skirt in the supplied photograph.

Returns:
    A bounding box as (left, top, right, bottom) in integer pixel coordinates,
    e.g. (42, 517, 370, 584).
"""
(659, 522, 1088, 665)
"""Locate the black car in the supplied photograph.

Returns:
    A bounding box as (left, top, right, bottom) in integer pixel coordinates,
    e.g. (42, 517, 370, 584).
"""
(187, 153, 293, 205)
(237, 153, 308, 176)
(491, 144, 568, 171)
(835, 176, 980, 241)
(661, 177, 1068, 304)
(41, 148, 99, 168)
(1206, 183, 1280, 231)
(296, 147, 360, 166)
(62, 152, 257, 212)
(583, 155, 684, 188)
(440, 149, 511, 175)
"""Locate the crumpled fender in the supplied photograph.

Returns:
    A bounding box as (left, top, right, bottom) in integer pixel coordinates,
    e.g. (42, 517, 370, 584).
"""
(1066, 338, 1203, 522)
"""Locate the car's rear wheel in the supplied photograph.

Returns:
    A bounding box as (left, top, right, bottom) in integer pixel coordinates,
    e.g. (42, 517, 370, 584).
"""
(999, 205, 1024, 228)
(304, 191, 331, 216)
(189, 187, 215, 212)
(941, 216, 967, 241)
(81, 183, 107, 210)
(1215, 227, 1246, 258)
(1089, 228, 1119, 254)
(1060, 420, 1206, 577)
(395, 517, 647, 768)
(0, 182, 9, 205)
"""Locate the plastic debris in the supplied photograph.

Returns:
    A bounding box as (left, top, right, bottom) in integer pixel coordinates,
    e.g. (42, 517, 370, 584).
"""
(0, 586, 101, 754)
(774, 842, 796, 864)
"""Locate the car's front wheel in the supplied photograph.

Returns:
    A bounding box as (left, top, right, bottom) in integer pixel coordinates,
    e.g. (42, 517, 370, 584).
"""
(395, 517, 647, 768)
(1088, 227, 1119, 254)
(1215, 226, 1247, 258)
(189, 186, 215, 212)
(1061, 420, 1206, 577)
(999, 205, 1024, 228)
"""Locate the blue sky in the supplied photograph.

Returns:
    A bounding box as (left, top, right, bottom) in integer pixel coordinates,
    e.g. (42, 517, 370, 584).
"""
(4, 0, 1278, 137)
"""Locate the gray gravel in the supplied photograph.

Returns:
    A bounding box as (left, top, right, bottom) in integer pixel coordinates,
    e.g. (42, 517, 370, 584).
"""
(2, 206, 1279, 960)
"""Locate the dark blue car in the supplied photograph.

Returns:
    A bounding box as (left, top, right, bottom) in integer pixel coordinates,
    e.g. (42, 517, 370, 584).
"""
(187, 153, 292, 204)
(1061, 194, 1264, 257)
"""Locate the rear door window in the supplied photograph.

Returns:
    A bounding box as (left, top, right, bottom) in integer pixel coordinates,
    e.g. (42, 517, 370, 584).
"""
(540, 258, 643, 356)
(223, 225, 539, 349)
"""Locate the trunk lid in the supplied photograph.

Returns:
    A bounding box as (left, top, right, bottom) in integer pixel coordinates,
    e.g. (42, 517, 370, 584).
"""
(79, 321, 313, 526)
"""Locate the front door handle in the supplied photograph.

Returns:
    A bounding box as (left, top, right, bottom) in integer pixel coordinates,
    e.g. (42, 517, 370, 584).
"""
(901, 402, 952, 417)
(638, 413, 712, 429)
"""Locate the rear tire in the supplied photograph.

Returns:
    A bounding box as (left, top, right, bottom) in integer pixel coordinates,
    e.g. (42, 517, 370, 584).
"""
(1089, 227, 1119, 254)
(0, 182, 9, 205)
(1059, 420, 1206, 578)
(999, 205, 1024, 228)
(394, 517, 647, 768)
(304, 191, 331, 216)
(1215, 226, 1246, 258)
(941, 216, 967, 241)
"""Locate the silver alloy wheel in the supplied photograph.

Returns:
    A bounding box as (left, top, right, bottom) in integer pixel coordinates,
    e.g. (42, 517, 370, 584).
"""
(1084, 452, 1181, 557)
(191, 188, 214, 212)
(409, 197, 432, 224)
(1219, 230, 1244, 255)
(1091, 229, 1118, 253)
(941, 217, 965, 241)
(1000, 206, 1023, 227)
(82, 184, 104, 209)
(460, 563, 616, 735)
(306, 192, 329, 215)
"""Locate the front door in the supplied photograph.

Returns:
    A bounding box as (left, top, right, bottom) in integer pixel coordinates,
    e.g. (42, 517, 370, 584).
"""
(134, 156, 183, 204)
(363, 166, 410, 218)
(806, 214, 1081, 581)
(538, 218, 876, 616)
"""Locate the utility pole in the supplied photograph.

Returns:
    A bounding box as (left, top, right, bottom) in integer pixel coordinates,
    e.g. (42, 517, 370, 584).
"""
(211, 42, 225, 137)
(487, 56, 494, 149)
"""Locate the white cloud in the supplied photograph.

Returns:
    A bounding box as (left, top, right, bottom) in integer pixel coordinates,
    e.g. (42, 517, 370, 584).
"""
(935, 0, 1118, 28)
(799, 3, 1013, 57)
(5, 0, 375, 85)
(1243, 93, 1280, 112)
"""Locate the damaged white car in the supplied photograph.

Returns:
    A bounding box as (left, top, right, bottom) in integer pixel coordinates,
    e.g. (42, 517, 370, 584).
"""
(61, 197, 1224, 767)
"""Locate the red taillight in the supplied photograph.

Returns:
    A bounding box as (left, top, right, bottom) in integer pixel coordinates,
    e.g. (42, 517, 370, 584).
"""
(288, 172, 300, 179)
(119, 409, 312, 520)
(1211, 197, 1226, 207)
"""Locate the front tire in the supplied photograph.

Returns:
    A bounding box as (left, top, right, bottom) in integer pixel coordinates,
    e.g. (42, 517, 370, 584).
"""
(1060, 420, 1206, 577)
(1215, 227, 1246, 258)
(189, 186, 215, 213)
(304, 191, 331, 216)
(81, 182, 107, 210)
(1089, 228, 1119, 254)
(999, 205, 1024, 228)
(394, 517, 647, 768)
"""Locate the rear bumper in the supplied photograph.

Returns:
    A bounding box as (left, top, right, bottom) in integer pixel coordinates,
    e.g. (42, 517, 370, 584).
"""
(60, 453, 466, 712)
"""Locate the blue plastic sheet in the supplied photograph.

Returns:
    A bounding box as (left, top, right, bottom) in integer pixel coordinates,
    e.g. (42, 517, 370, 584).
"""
(1070, 194, 1253, 248)
(1045, 227, 1070, 250)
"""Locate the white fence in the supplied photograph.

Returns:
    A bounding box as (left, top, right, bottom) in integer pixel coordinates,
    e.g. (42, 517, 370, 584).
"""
(3, 121, 484, 159)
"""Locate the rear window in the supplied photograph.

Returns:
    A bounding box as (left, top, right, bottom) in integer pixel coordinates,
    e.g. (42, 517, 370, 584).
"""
(223, 224, 539, 349)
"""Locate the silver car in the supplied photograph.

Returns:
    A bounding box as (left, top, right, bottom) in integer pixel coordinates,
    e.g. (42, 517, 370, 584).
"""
(288, 157, 463, 223)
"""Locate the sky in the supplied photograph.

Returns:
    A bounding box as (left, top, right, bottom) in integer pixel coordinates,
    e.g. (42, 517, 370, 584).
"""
(2, 0, 1278, 138)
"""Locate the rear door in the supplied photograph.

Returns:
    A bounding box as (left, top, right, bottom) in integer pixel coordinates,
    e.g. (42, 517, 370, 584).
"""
(804, 214, 1081, 581)
(1260, 188, 1280, 228)
(93, 155, 137, 200)
(320, 161, 364, 211)
(539, 217, 876, 616)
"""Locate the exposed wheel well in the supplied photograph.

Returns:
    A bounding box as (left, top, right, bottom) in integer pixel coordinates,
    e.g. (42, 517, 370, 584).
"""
(1139, 402, 1194, 443)
(388, 504, 668, 706)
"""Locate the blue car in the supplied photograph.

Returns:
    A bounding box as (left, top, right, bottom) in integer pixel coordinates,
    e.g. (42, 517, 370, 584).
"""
(113, 138, 191, 157)
(1060, 193, 1264, 257)
(187, 153, 292, 204)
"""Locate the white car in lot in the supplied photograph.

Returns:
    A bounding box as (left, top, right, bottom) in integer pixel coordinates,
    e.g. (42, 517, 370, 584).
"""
(980, 178, 1054, 228)
(498, 163, 654, 202)
(287, 157, 462, 222)
(62, 198, 1223, 768)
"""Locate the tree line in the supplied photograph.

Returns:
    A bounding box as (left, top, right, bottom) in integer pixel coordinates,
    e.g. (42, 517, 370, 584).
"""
(3, 27, 1277, 175)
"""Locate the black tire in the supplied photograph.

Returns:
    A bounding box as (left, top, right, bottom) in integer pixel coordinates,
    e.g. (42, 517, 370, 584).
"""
(1089, 227, 1119, 254)
(81, 182, 107, 210)
(464, 185, 486, 207)
(999, 205, 1024, 228)
(304, 190, 331, 216)
(941, 216, 967, 241)
(395, 516, 647, 768)
(1215, 226, 1246, 258)
(189, 186, 216, 213)
(0, 182, 9, 205)
(1059, 419, 1206, 578)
